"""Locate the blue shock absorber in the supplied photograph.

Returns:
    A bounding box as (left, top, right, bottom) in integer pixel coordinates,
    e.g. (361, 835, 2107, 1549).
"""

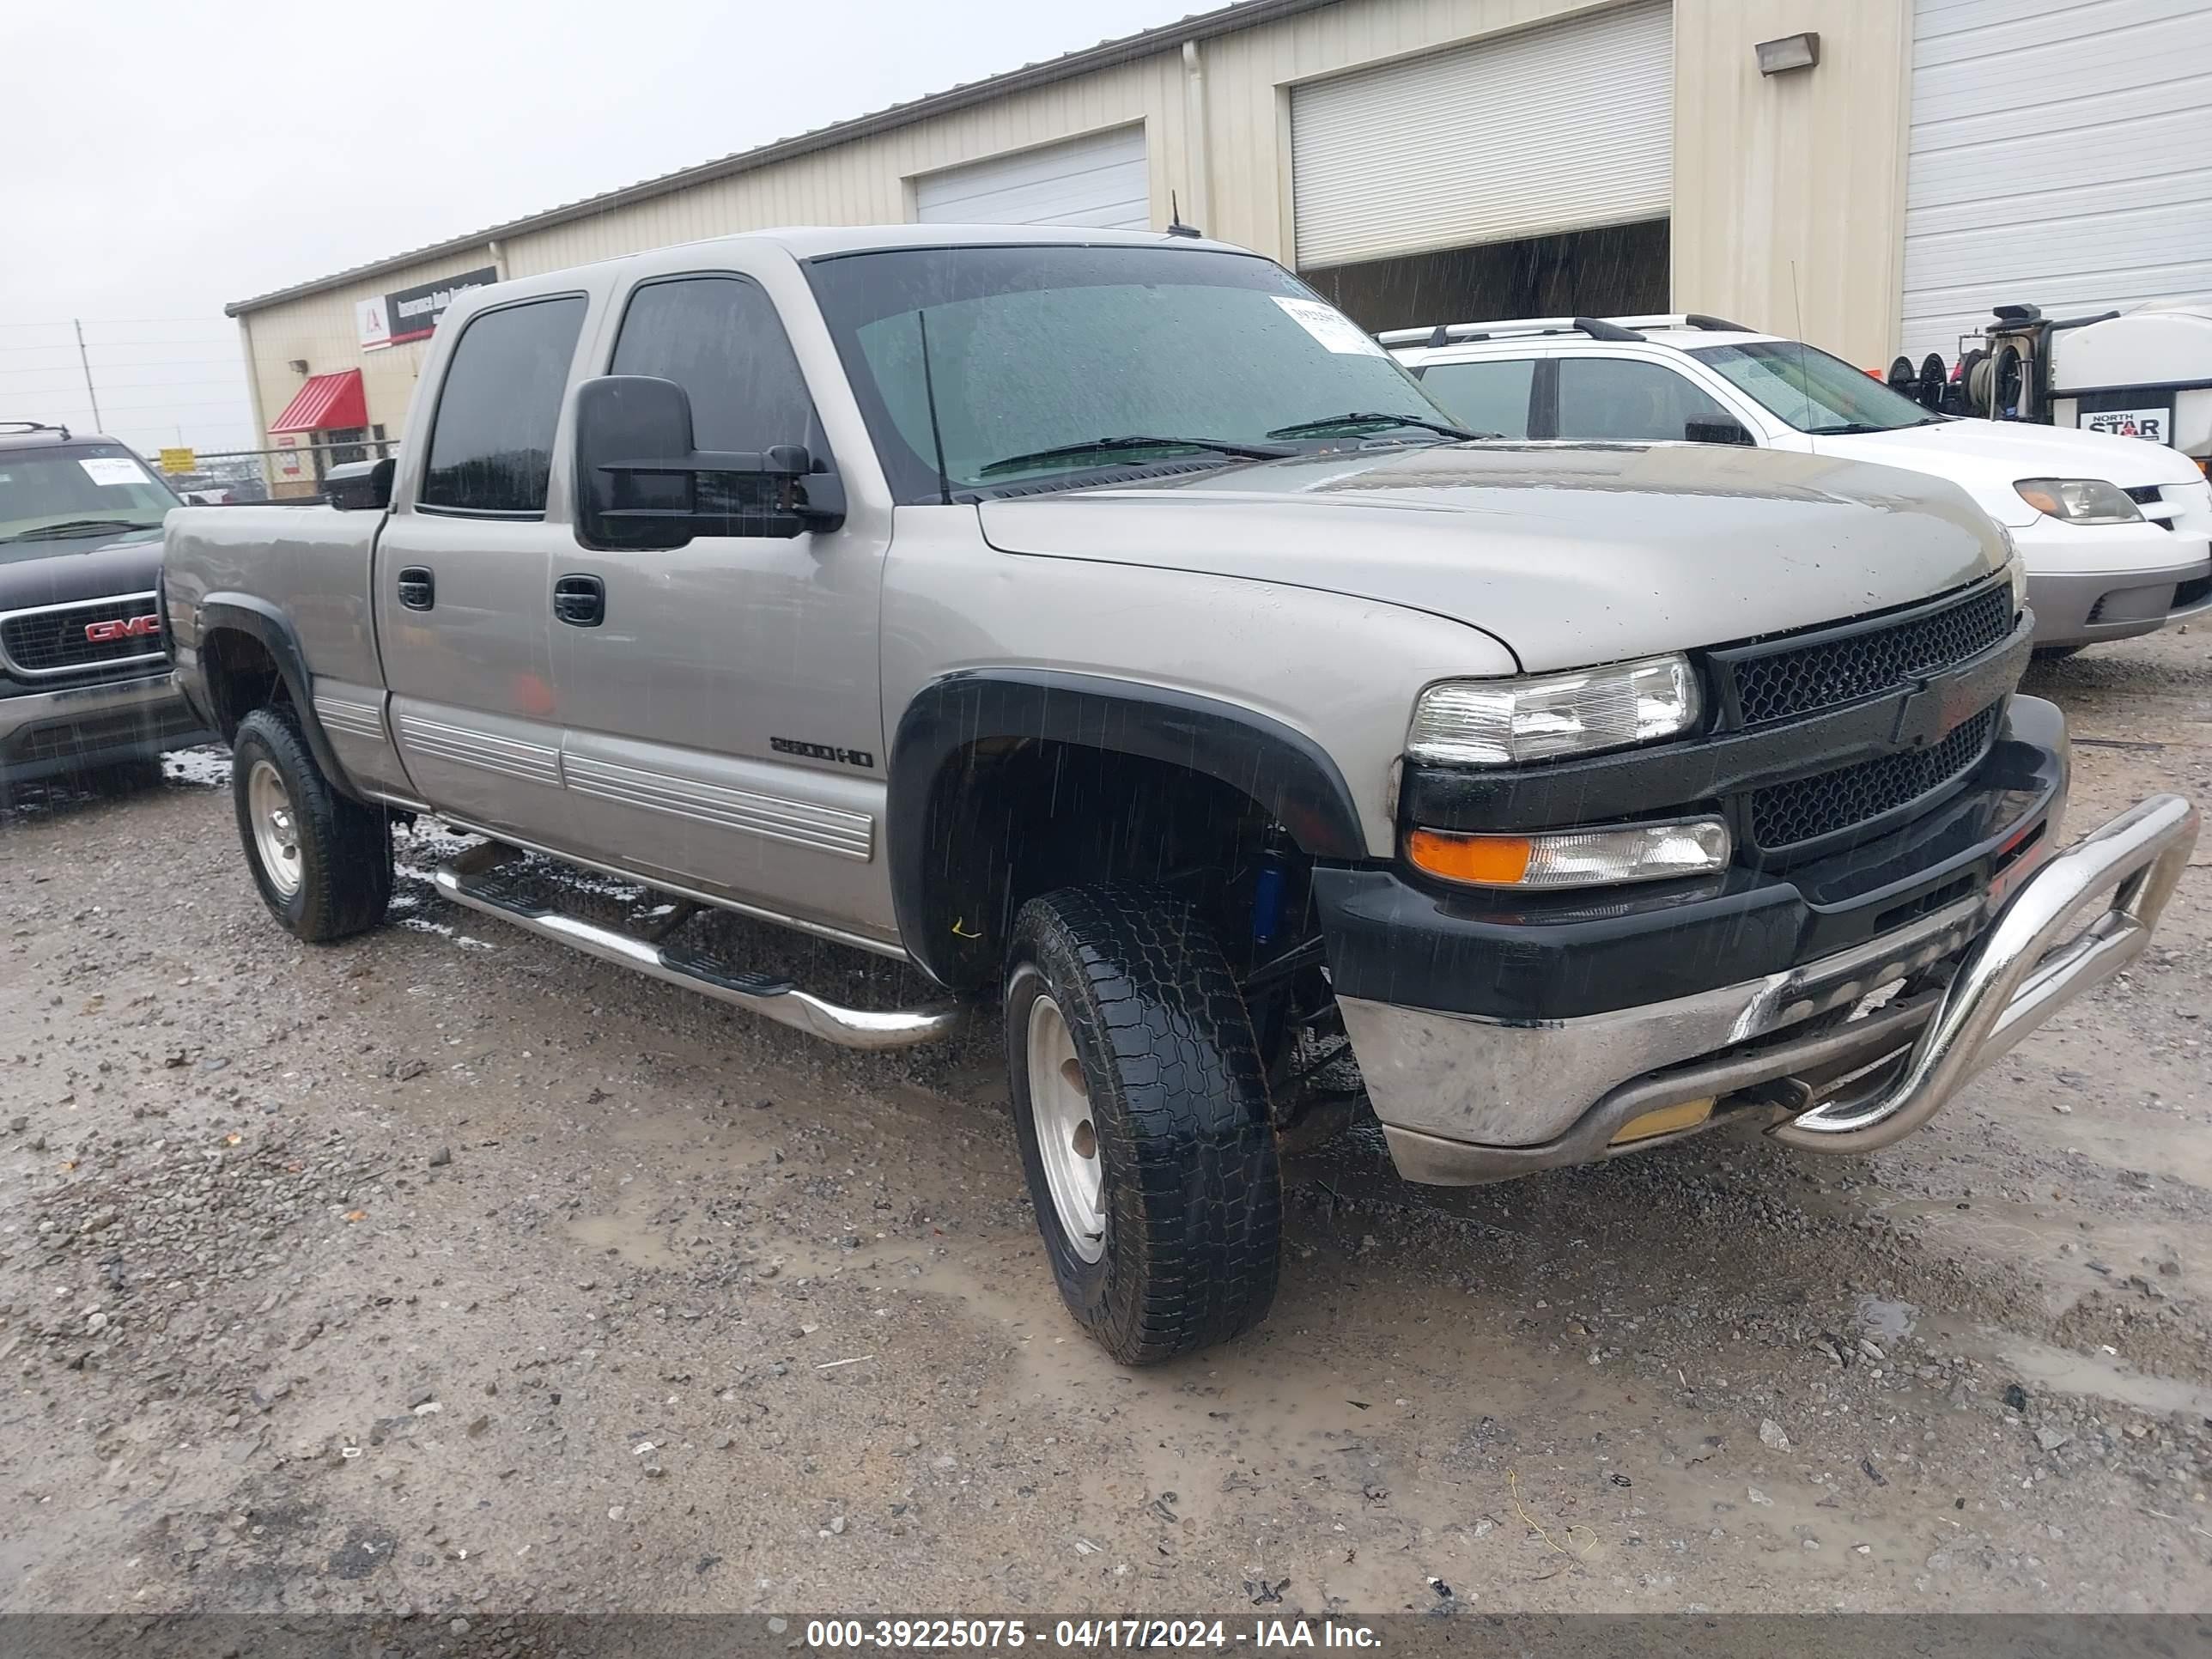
(1251, 825, 1290, 948)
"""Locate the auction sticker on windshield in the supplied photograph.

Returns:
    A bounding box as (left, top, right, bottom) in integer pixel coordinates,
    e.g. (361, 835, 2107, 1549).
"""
(1272, 295, 1387, 357)
(2081, 406, 2170, 445)
(78, 458, 145, 486)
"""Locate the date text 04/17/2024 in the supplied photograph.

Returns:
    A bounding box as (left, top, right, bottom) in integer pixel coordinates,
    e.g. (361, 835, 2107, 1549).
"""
(792, 1619, 1382, 1650)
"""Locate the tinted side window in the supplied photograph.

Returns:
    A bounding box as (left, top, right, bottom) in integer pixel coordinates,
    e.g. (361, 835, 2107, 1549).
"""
(1418, 359, 1535, 439)
(419, 296, 586, 514)
(611, 276, 815, 453)
(1554, 358, 1732, 443)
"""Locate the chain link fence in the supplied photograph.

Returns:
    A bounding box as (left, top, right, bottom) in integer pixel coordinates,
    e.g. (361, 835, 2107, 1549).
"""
(160, 433, 398, 503)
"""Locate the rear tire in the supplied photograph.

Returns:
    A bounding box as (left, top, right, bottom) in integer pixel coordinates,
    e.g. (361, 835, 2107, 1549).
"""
(231, 704, 392, 942)
(1005, 885, 1280, 1364)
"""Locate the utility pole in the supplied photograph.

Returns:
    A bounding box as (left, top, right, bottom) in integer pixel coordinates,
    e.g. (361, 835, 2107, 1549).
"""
(73, 319, 103, 431)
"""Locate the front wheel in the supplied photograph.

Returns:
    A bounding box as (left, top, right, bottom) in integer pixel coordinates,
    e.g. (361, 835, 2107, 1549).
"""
(1005, 886, 1281, 1364)
(231, 704, 393, 942)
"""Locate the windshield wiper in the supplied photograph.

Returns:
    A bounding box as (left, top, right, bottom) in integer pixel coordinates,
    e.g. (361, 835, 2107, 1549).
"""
(975, 434, 1293, 478)
(0, 517, 160, 544)
(1811, 419, 1940, 435)
(1267, 411, 1492, 441)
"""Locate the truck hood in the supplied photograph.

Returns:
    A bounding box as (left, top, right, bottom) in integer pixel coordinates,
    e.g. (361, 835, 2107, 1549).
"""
(1811, 417, 2207, 526)
(0, 524, 166, 610)
(976, 443, 2002, 672)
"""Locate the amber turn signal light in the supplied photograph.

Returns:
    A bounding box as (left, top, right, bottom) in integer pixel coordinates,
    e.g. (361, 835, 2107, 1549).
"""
(1407, 829, 1532, 884)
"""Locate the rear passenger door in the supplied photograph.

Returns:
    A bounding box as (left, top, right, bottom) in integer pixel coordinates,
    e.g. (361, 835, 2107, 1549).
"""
(548, 270, 896, 942)
(376, 294, 588, 835)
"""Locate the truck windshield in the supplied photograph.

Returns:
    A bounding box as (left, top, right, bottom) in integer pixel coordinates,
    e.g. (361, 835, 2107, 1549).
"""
(804, 244, 1457, 501)
(0, 447, 177, 552)
(1688, 340, 1941, 435)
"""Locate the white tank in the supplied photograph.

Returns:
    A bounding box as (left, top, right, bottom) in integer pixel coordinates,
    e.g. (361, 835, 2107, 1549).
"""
(2047, 299, 2212, 460)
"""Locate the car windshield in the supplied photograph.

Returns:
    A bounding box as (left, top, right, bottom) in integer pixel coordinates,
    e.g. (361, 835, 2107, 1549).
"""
(0, 447, 177, 549)
(803, 243, 1458, 501)
(1687, 339, 1940, 434)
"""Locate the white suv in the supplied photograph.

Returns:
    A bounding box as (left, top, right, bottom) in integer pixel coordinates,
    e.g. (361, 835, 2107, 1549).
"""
(1385, 314, 2212, 657)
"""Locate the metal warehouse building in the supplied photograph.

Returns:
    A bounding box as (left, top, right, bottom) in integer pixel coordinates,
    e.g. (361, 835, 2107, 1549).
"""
(230, 0, 2212, 490)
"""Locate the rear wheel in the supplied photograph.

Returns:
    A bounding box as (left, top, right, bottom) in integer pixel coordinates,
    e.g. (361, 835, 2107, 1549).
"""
(231, 704, 392, 942)
(1004, 885, 1281, 1364)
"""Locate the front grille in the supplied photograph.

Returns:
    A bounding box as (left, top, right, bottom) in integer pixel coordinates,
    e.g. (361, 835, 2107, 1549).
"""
(1749, 704, 2001, 851)
(2123, 485, 2162, 505)
(1729, 583, 2013, 726)
(0, 595, 162, 678)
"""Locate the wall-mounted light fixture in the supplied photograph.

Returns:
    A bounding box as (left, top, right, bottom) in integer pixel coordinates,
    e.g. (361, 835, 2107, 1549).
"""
(1755, 32, 1820, 75)
(287, 358, 309, 375)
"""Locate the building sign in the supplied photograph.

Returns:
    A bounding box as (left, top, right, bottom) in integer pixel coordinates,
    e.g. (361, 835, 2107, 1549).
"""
(157, 447, 196, 475)
(355, 266, 495, 350)
(276, 434, 303, 477)
(356, 295, 392, 351)
(384, 266, 499, 346)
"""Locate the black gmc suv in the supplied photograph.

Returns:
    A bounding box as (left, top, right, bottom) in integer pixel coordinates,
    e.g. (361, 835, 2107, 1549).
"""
(0, 422, 210, 793)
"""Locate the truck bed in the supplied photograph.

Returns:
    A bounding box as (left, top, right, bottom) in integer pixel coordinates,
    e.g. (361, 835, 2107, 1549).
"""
(164, 504, 386, 694)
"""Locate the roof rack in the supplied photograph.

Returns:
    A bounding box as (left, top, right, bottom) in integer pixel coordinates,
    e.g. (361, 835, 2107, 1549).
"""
(1375, 312, 1754, 349)
(0, 420, 72, 439)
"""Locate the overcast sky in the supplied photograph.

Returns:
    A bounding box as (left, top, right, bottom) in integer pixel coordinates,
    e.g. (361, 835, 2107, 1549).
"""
(0, 0, 1206, 457)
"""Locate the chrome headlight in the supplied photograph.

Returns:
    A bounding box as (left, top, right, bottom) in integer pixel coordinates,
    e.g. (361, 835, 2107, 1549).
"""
(1407, 653, 1701, 768)
(2014, 477, 2142, 525)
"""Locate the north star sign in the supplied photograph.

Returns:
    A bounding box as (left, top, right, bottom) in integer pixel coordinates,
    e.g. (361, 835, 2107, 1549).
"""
(356, 266, 498, 350)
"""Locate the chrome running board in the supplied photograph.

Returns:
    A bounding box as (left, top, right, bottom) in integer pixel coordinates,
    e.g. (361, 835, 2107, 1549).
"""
(430, 845, 961, 1052)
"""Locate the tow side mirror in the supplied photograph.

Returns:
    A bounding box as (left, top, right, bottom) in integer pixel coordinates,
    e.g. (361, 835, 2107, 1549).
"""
(325, 455, 395, 511)
(1684, 416, 1754, 447)
(573, 374, 846, 550)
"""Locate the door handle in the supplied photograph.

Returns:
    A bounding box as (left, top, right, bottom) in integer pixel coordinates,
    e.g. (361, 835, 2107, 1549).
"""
(397, 566, 434, 611)
(554, 573, 605, 628)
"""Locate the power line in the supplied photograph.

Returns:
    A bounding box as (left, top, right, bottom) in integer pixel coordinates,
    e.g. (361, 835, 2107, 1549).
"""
(0, 317, 234, 328)
(0, 343, 243, 356)
(0, 378, 246, 392)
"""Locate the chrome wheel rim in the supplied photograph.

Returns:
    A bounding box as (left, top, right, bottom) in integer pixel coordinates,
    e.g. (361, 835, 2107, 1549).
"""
(246, 759, 303, 899)
(1024, 985, 1106, 1262)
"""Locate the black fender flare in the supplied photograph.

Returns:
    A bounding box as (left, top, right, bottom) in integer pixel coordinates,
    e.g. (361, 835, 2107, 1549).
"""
(194, 593, 364, 801)
(887, 669, 1369, 988)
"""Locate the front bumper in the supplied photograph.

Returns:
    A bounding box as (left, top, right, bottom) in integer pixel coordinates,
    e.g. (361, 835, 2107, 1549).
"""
(0, 670, 213, 785)
(1340, 791, 2197, 1184)
(2015, 523, 2212, 648)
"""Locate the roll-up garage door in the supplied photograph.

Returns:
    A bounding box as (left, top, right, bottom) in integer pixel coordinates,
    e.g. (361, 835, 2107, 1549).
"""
(915, 126, 1150, 231)
(1290, 1, 1674, 269)
(1901, 0, 2212, 360)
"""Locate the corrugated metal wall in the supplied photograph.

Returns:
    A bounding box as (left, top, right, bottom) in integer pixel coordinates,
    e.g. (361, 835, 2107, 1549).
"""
(1672, 0, 1912, 368)
(240, 0, 1923, 441)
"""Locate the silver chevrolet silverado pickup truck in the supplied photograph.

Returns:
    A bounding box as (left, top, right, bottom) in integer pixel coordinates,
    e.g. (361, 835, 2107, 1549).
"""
(163, 226, 2197, 1364)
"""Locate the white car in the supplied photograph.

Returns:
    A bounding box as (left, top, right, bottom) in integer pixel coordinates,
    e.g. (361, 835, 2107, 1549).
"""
(1383, 314, 2212, 656)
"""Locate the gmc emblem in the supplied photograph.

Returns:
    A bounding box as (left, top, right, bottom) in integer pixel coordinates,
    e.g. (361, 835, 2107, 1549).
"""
(85, 614, 161, 644)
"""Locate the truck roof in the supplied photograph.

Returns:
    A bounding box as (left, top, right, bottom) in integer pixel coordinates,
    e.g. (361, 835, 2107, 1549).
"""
(738, 222, 1244, 258)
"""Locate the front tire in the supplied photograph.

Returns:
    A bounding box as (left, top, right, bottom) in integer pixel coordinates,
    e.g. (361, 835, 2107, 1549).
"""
(1005, 886, 1280, 1364)
(231, 705, 392, 942)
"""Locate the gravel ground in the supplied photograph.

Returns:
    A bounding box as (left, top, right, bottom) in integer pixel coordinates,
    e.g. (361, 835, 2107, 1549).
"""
(2, 631, 2209, 1620)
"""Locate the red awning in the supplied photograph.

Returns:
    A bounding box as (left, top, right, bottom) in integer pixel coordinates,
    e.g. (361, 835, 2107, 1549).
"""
(268, 369, 368, 434)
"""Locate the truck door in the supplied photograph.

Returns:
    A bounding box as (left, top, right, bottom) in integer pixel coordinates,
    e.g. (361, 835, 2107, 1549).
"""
(374, 294, 588, 836)
(548, 270, 896, 944)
